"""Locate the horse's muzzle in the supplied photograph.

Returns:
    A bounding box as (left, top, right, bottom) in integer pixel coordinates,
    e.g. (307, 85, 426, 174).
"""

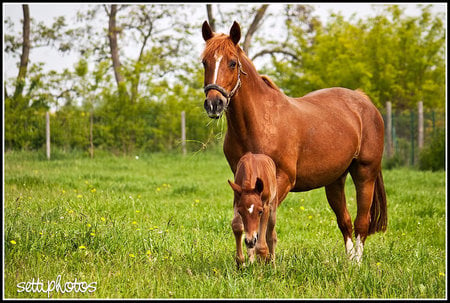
(204, 95, 227, 119)
(244, 234, 258, 249)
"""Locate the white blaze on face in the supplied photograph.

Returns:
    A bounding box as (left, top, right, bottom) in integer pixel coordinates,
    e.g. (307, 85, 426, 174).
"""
(213, 53, 223, 84)
(247, 204, 254, 214)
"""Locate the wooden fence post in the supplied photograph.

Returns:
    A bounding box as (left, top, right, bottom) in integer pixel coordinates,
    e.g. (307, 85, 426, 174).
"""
(418, 101, 424, 150)
(46, 111, 50, 160)
(386, 101, 393, 157)
(181, 111, 186, 155)
(89, 111, 94, 158)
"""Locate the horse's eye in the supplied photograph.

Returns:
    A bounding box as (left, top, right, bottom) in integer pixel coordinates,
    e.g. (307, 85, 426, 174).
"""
(258, 209, 263, 216)
(229, 60, 237, 69)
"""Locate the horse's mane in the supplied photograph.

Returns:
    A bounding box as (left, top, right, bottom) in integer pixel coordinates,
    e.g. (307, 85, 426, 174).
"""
(201, 34, 237, 59)
(261, 75, 280, 91)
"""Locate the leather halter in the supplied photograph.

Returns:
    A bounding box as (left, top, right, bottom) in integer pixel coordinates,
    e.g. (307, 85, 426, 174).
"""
(203, 60, 247, 108)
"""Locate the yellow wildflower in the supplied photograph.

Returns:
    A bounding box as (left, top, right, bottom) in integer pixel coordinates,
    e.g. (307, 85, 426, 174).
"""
(129, 253, 135, 258)
(91, 188, 96, 193)
(77, 194, 83, 198)
(79, 245, 86, 249)
(10, 240, 16, 245)
(101, 217, 106, 222)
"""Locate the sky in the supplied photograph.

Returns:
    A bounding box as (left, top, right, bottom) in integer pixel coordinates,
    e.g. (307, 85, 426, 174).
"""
(3, 2, 447, 80)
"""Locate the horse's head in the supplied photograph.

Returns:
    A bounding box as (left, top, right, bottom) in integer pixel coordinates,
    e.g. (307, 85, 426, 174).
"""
(228, 178, 265, 249)
(201, 21, 244, 119)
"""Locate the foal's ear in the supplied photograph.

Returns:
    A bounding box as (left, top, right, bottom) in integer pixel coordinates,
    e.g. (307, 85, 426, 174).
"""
(229, 21, 241, 45)
(255, 178, 264, 195)
(228, 180, 242, 194)
(202, 20, 214, 41)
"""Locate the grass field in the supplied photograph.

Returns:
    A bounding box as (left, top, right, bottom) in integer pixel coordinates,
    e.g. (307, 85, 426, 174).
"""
(4, 150, 447, 298)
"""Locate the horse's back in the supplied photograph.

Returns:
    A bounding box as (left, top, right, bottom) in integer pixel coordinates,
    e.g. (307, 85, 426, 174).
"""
(299, 87, 380, 116)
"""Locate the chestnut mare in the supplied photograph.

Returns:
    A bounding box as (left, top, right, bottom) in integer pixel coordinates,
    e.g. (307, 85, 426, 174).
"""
(228, 152, 277, 265)
(201, 21, 387, 264)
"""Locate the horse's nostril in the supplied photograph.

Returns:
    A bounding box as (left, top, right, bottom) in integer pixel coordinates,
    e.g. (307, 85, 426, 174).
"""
(245, 237, 257, 248)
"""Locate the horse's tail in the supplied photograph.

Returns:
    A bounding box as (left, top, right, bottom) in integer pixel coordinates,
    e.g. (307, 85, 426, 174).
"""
(368, 170, 388, 235)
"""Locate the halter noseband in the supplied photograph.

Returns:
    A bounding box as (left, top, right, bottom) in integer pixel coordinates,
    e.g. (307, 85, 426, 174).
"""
(203, 60, 246, 108)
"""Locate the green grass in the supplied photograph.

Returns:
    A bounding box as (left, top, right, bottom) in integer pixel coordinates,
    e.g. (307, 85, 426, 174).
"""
(4, 150, 447, 298)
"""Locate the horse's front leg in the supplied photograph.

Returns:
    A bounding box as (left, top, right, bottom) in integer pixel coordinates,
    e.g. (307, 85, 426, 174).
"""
(255, 204, 270, 262)
(267, 172, 292, 264)
(231, 210, 245, 267)
(266, 204, 277, 264)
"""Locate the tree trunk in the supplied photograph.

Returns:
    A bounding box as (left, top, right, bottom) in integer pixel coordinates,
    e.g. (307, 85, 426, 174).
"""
(14, 4, 30, 98)
(206, 4, 215, 32)
(108, 5, 125, 87)
(242, 4, 269, 55)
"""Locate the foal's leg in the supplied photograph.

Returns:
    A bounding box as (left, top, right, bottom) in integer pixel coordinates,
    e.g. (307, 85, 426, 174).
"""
(255, 205, 270, 261)
(350, 164, 378, 263)
(231, 210, 245, 267)
(325, 173, 355, 260)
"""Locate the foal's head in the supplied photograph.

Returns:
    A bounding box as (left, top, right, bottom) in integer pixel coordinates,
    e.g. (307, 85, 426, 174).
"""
(228, 178, 265, 249)
(201, 21, 243, 119)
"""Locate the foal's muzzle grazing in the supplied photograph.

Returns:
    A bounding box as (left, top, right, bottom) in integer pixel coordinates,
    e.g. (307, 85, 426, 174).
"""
(244, 234, 258, 249)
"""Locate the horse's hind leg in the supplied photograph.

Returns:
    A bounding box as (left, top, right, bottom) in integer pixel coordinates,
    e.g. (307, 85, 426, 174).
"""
(325, 172, 355, 259)
(349, 163, 378, 263)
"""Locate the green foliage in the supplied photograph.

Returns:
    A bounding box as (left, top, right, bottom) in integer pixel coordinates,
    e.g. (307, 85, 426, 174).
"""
(4, 152, 446, 298)
(419, 128, 446, 171)
(4, 94, 48, 150)
(270, 5, 445, 110)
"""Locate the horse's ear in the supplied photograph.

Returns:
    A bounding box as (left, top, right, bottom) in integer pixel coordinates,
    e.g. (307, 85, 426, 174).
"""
(255, 178, 264, 195)
(229, 21, 241, 45)
(228, 180, 242, 194)
(202, 20, 214, 41)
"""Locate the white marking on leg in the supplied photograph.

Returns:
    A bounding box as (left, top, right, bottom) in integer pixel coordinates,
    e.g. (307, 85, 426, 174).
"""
(212, 53, 223, 84)
(354, 235, 364, 263)
(248, 204, 254, 214)
(346, 237, 355, 259)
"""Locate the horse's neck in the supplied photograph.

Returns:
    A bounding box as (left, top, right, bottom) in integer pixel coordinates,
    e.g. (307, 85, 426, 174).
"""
(226, 60, 282, 145)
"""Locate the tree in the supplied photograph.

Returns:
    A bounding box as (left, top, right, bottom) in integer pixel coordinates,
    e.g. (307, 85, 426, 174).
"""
(13, 4, 30, 98)
(269, 5, 445, 110)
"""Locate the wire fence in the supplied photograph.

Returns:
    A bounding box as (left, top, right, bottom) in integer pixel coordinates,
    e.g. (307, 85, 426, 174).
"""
(381, 102, 445, 167)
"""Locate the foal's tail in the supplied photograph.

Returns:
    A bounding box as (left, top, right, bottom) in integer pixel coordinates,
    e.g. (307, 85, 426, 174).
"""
(368, 170, 388, 235)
